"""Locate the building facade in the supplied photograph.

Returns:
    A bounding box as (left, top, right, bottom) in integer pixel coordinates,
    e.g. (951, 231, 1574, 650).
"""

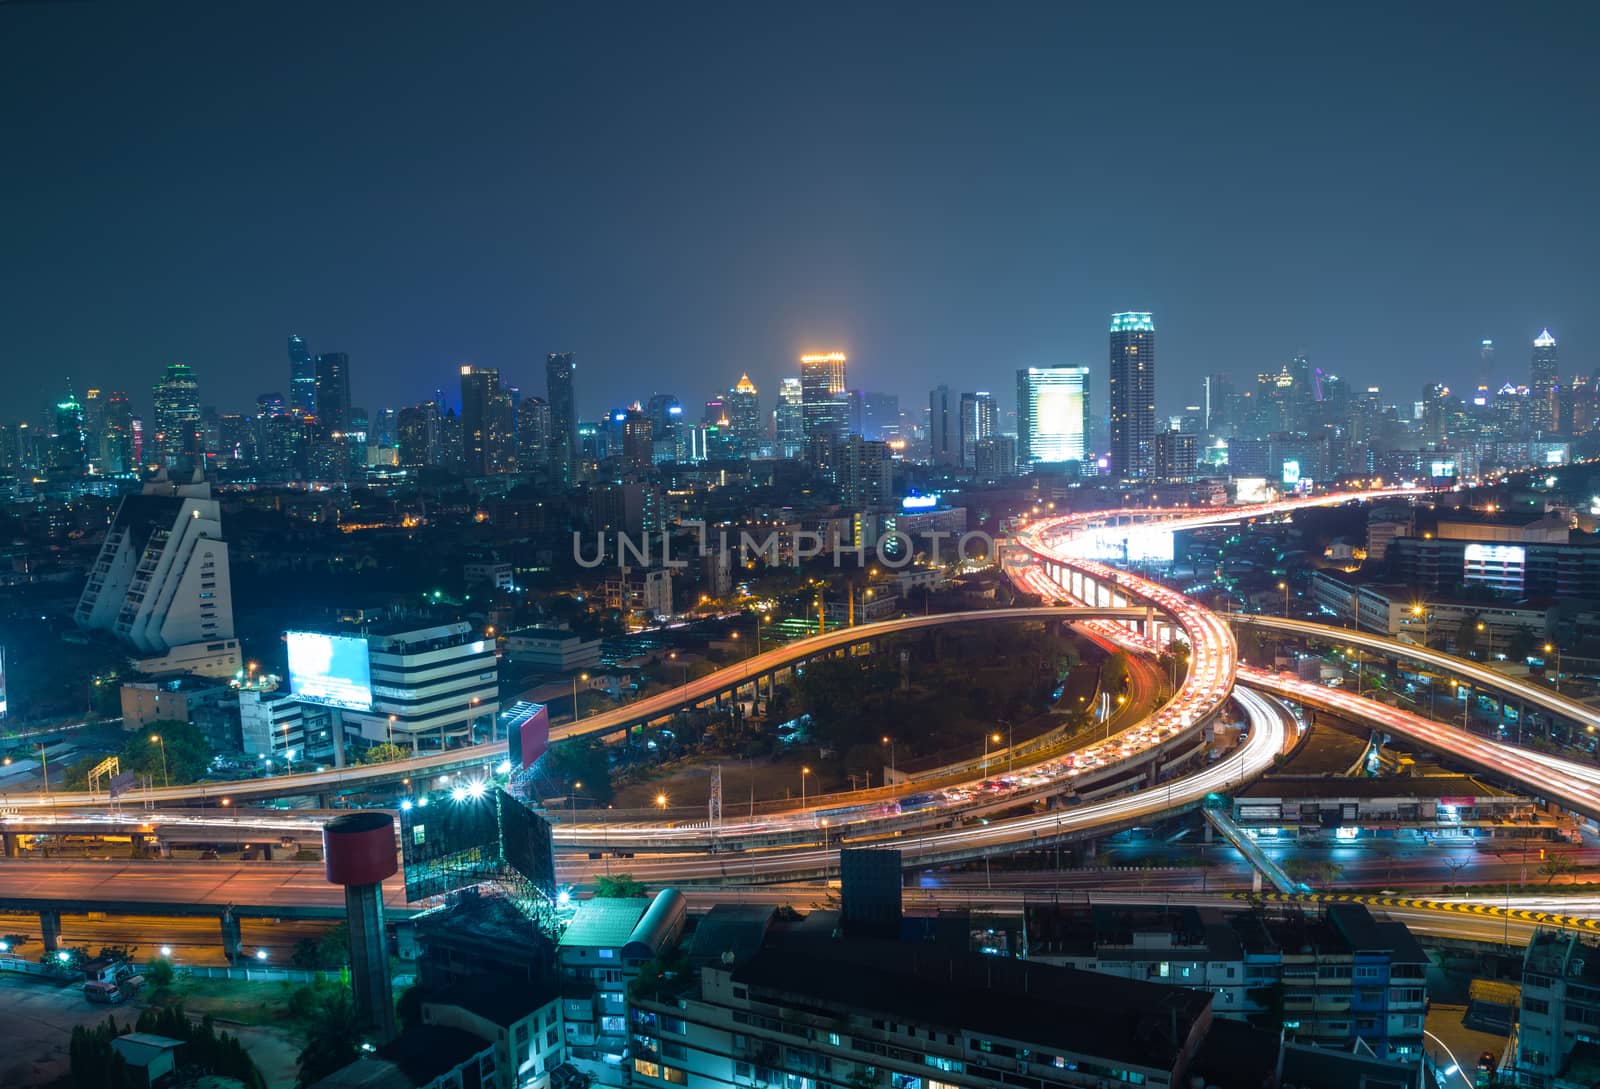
(1017, 366, 1091, 468)
(1109, 312, 1157, 481)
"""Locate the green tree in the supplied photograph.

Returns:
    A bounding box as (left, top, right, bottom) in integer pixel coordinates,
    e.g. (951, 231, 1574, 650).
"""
(1101, 651, 1131, 694)
(359, 743, 410, 765)
(296, 986, 361, 1086)
(1506, 625, 1537, 661)
(69, 1016, 136, 1089)
(144, 956, 175, 991)
(594, 873, 648, 898)
(544, 738, 614, 804)
(124, 720, 210, 785)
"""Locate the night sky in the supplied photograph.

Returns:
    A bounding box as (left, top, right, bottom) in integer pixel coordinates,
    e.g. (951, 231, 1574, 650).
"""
(5, 2, 1598, 423)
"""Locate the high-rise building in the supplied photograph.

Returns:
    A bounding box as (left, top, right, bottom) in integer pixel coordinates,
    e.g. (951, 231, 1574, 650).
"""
(151, 363, 201, 470)
(836, 436, 892, 508)
(774, 378, 804, 456)
(288, 335, 316, 417)
(516, 396, 551, 470)
(1531, 328, 1560, 433)
(621, 406, 654, 475)
(959, 390, 998, 469)
(928, 385, 958, 467)
(314, 352, 352, 437)
(1203, 373, 1233, 437)
(1479, 338, 1496, 386)
(860, 392, 900, 442)
(50, 384, 87, 479)
(546, 352, 577, 483)
(726, 374, 762, 454)
(460, 366, 501, 476)
(75, 476, 240, 678)
(1017, 366, 1091, 468)
(1109, 312, 1157, 480)
(800, 353, 849, 446)
(102, 391, 134, 475)
(1153, 429, 1198, 482)
(397, 402, 443, 468)
(82, 388, 105, 471)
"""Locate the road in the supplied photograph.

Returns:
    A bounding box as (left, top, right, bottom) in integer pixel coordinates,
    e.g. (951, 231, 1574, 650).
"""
(0, 911, 335, 966)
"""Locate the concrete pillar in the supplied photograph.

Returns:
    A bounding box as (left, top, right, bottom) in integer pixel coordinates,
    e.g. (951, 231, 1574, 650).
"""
(220, 912, 242, 962)
(1081, 838, 1097, 860)
(39, 910, 61, 953)
(1204, 821, 1215, 844)
(2, 832, 18, 858)
(331, 708, 348, 769)
(1252, 868, 1263, 893)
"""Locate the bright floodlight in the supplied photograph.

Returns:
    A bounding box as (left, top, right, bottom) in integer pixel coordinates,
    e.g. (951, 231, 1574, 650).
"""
(467, 779, 487, 799)
(556, 889, 572, 907)
(400, 800, 412, 812)
(255, 949, 269, 961)
(450, 785, 468, 803)
(57, 951, 71, 963)
(160, 945, 173, 956)
(496, 759, 512, 775)
(0, 941, 9, 952)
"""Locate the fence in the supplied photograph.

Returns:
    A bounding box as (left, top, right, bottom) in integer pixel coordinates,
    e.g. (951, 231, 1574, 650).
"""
(177, 964, 341, 985)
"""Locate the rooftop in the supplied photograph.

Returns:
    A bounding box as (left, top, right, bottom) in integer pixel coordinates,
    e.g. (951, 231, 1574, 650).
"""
(559, 897, 652, 949)
(429, 972, 561, 1027)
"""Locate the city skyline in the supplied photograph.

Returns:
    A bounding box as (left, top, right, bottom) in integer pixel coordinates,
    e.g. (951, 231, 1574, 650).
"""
(5, 4, 1598, 419)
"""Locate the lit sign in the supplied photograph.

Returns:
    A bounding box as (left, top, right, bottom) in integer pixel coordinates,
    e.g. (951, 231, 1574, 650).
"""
(0, 645, 7, 720)
(901, 495, 938, 510)
(1545, 448, 1567, 465)
(1463, 543, 1526, 564)
(1281, 460, 1301, 485)
(1429, 459, 1457, 479)
(286, 632, 374, 711)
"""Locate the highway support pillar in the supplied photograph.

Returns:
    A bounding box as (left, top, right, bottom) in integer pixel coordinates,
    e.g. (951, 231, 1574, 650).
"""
(1252, 868, 1263, 894)
(39, 910, 60, 953)
(220, 912, 242, 962)
(1204, 821, 1214, 844)
(2, 831, 18, 858)
(1081, 838, 1097, 861)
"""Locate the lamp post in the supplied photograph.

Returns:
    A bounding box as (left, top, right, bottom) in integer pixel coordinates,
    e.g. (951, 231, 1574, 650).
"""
(1545, 643, 1562, 693)
(572, 672, 590, 719)
(149, 734, 170, 789)
(801, 766, 811, 810)
(881, 735, 895, 781)
(571, 781, 582, 821)
(1410, 604, 1430, 648)
(655, 792, 668, 812)
(983, 731, 1001, 776)
(1277, 581, 1289, 618)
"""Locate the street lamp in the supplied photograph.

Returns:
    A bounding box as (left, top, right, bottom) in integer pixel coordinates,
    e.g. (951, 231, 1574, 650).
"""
(571, 781, 582, 821)
(801, 766, 811, 810)
(1277, 581, 1289, 618)
(881, 735, 895, 781)
(1477, 621, 1494, 659)
(669, 652, 689, 688)
(1410, 604, 1430, 648)
(983, 731, 1001, 776)
(149, 734, 170, 789)
(1545, 643, 1562, 692)
(572, 672, 590, 718)
(655, 792, 668, 811)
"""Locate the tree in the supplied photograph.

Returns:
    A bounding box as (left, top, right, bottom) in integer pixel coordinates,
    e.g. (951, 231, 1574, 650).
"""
(296, 987, 361, 1086)
(124, 720, 210, 785)
(1540, 854, 1578, 886)
(70, 1016, 137, 1089)
(544, 738, 614, 804)
(144, 956, 175, 991)
(594, 873, 648, 898)
(1506, 625, 1537, 662)
(1101, 651, 1131, 694)
(359, 743, 410, 765)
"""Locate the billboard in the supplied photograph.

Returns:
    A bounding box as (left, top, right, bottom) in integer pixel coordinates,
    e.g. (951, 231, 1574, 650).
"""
(1429, 459, 1458, 479)
(286, 632, 373, 711)
(0, 645, 7, 719)
(398, 787, 502, 902)
(506, 703, 551, 770)
(500, 789, 557, 896)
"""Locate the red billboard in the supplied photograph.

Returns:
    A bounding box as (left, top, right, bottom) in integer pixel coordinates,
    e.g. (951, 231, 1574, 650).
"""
(506, 702, 550, 769)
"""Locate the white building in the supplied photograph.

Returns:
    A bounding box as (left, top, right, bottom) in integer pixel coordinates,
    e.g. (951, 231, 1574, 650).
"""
(76, 474, 241, 678)
(341, 621, 499, 753)
(239, 688, 310, 763)
(503, 627, 602, 673)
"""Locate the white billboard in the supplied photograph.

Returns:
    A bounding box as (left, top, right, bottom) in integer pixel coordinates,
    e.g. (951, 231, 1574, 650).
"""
(286, 631, 374, 711)
(0, 645, 7, 719)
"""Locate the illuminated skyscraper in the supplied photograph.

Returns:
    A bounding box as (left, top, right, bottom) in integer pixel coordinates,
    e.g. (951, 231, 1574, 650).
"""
(1109, 312, 1156, 480)
(1479, 338, 1496, 386)
(800, 353, 849, 445)
(775, 378, 804, 456)
(102, 391, 134, 475)
(152, 363, 201, 470)
(50, 383, 86, 478)
(314, 352, 352, 437)
(959, 391, 998, 469)
(928, 385, 957, 467)
(460, 365, 501, 476)
(546, 352, 577, 483)
(288, 335, 316, 417)
(726, 374, 762, 454)
(1531, 329, 1560, 433)
(1016, 366, 1091, 468)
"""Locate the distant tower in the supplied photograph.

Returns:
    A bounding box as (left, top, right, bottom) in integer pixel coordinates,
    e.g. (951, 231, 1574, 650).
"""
(928, 385, 957, 467)
(546, 352, 578, 484)
(959, 391, 998, 469)
(313, 352, 352, 437)
(1531, 329, 1560, 433)
(323, 812, 399, 1043)
(1016, 366, 1091, 468)
(460, 365, 501, 475)
(288, 335, 316, 417)
(774, 378, 804, 456)
(726, 374, 762, 454)
(50, 383, 86, 479)
(1109, 312, 1157, 481)
(1479, 338, 1496, 386)
(151, 363, 202, 471)
(800, 353, 850, 446)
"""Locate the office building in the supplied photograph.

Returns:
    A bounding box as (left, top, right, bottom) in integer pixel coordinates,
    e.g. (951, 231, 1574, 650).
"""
(336, 620, 499, 754)
(1017, 366, 1091, 467)
(50, 383, 87, 479)
(1153, 430, 1198, 482)
(546, 352, 578, 483)
(1109, 312, 1157, 480)
(621, 406, 654, 475)
(239, 688, 314, 764)
(836, 436, 892, 508)
(860, 391, 900, 442)
(973, 435, 1018, 478)
(800, 352, 849, 446)
(1531, 328, 1560, 433)
(774, 378, 804, 456)
(460, 366, 502, 476)
(421, 977, 566, 1089)
(503, 628, 603, 673)
(960, 390, 998, 468)
(726, 374, 762, 454)
(928, 384, 958, 466)
(101, 391, 135, 475)
(629, 915, 1215, 1089)
(604, 567, 673, 620)
(398, 402, 444, 469)
(288, 334, 316, 417)
(151, 363, 202, 470)
(75, 475, 240, 678)
(314, 352, 352, 437)
(517, 396, 552, 470)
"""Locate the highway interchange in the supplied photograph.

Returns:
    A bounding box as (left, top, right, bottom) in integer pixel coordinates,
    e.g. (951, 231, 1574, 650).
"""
(11, 486, 1600, 948)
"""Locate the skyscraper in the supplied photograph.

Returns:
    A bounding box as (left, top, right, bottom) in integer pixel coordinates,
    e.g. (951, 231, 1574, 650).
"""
(928, 385, 957, 467)
(1202, 373, 1233, 437)
(1479, 338, 1496, 387)
(314, 352, 352, 436)
(50, 383, 86, 479)
(860, 392, 900, 442)
(152, 363, 201, 470)
(1017, 366, 1091, 468)
(726, 374, 762, 454)
(1108, 312, 1157, 480)
(1531, 329, 1560, 433)
(102, 391, 134, 475)
(775, 378, 804, 456)
(546, 352, 577, 483)
(959, 391, 998, 469)
(800, 353, 850, 446)
(460, 365, 501, 476)
(288, 335, 316, 417)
